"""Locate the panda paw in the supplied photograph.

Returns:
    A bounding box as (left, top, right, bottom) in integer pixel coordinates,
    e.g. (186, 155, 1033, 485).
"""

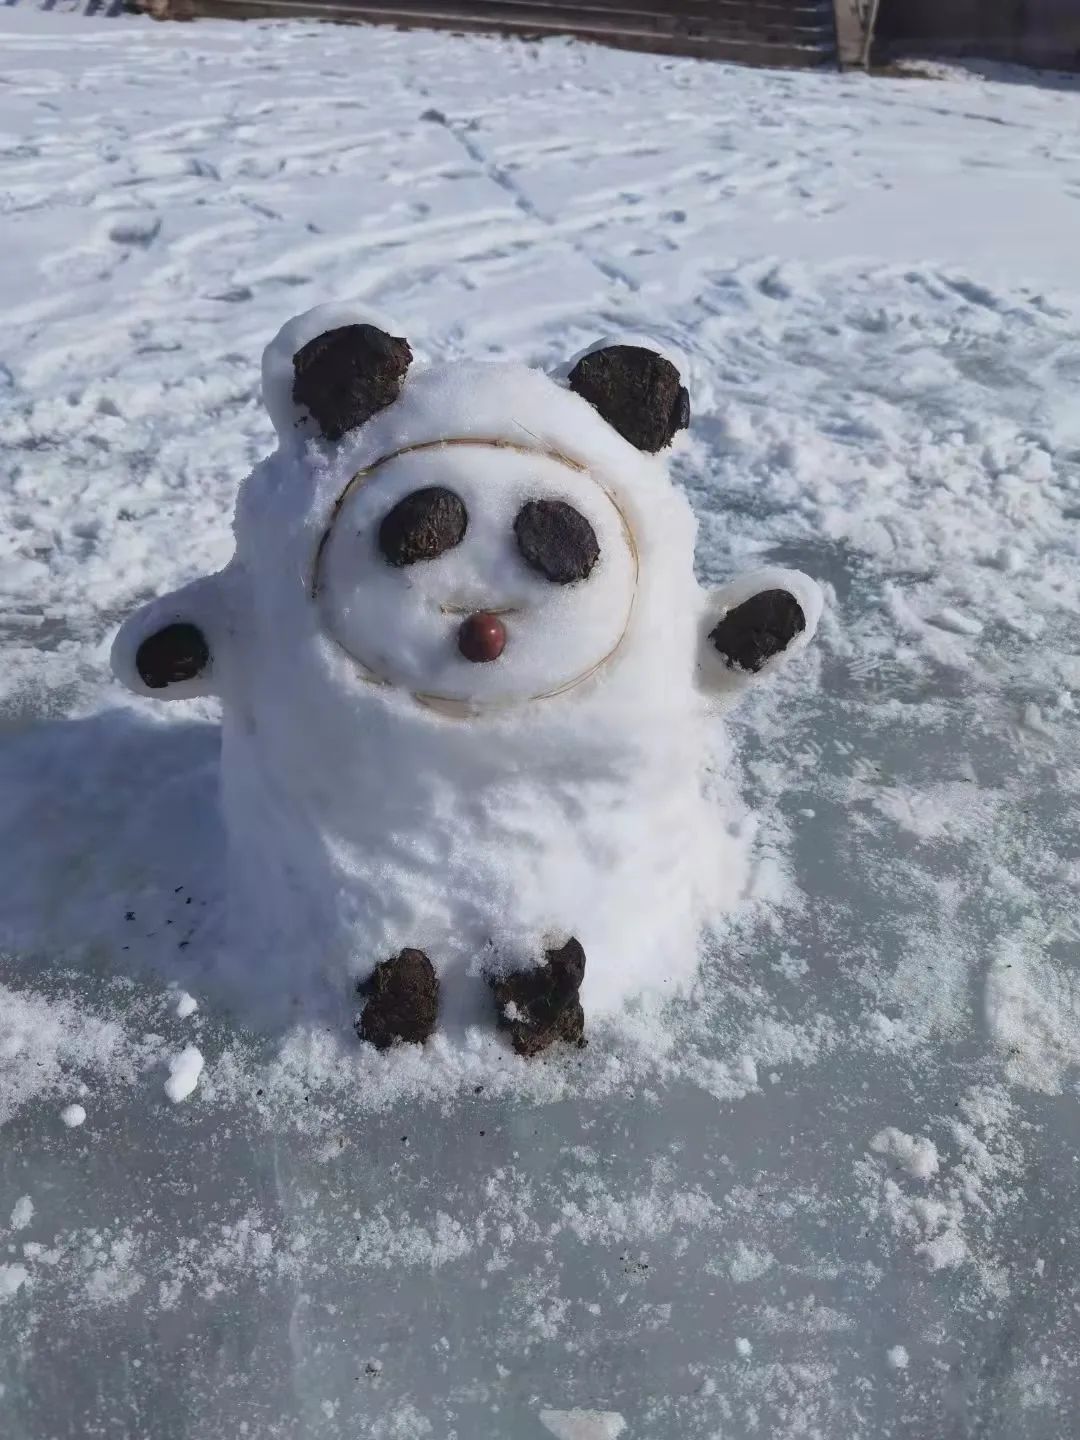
(135, 623, 211, 690)
(709, 589, 806, 674)
(698, 566, 822, 699)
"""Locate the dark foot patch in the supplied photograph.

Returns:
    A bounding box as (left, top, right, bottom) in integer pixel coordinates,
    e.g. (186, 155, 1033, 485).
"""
(709, 589, 805, 674)
(514, 499, 599, 585)
(292, 324, 412, 442)
(135, 622, 210, 689)
(490, 937, 586, 1058)
(567, 345, 689, 454)
(356, 949, 439, 1049)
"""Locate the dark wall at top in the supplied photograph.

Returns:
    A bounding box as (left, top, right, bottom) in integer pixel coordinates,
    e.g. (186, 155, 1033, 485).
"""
(875, 0, 1080, 71)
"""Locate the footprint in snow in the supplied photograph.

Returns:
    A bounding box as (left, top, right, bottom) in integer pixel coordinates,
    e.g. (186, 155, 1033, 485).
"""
(108, 215, 161, 248)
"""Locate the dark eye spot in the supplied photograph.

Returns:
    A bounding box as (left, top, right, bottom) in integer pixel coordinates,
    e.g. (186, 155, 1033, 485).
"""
(514, 500, 600, 585)
(378, 487, 467, 567)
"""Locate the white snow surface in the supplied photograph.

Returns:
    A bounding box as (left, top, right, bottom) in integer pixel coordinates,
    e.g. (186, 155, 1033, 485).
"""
(2, 8, 1080, 1440)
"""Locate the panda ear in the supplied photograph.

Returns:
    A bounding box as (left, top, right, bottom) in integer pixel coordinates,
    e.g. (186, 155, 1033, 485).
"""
(567, 344, 689, 453)
(292, 324, 412, 442)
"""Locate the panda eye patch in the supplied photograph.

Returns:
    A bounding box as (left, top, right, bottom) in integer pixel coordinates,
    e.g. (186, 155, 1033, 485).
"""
(514, 499, 600, 585)
(378, 487, 468, 567)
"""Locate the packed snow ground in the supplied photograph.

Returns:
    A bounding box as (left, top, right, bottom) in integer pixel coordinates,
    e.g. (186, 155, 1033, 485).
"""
(2, 8, 1080, 1439)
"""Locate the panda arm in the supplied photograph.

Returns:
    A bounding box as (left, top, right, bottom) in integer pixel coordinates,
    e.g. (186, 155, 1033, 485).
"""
(111, 571, 231, 702)
(696, 566, 822, 702)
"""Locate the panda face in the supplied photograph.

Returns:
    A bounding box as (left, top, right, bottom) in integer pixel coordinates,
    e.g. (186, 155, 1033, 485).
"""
(313, 440, 638, 711)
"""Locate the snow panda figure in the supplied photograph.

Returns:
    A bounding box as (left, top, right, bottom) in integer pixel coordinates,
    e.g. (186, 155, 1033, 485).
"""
(112, 305, 822, 1055)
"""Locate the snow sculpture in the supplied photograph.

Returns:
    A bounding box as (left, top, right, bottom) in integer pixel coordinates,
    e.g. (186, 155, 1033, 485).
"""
(112, 306, 821, 1054)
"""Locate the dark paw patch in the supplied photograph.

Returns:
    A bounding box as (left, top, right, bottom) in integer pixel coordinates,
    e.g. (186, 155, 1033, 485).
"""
(709, 589, 806, 674)
(567, 345, 688, 454)
(292, 324, 412, 442)
(135, 622, 210, 689)
(379, 486, 468, 567)
(514, 499, 599, 585)
(490, 937, 587, 1058)
(356, 949, 439, 1050)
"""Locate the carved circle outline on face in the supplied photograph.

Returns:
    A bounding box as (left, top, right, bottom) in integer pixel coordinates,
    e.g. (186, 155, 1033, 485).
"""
(310, 438, 639, 716)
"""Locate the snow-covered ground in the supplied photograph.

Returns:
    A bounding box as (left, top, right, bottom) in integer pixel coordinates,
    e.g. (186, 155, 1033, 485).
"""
(3, 7, 1080, 1438)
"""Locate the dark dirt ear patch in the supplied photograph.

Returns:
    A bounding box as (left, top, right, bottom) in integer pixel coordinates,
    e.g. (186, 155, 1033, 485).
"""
(490, 937, 586, 1058)
(567, 345, 689, 453)
(136, 622, 210, 689)
(356, 949, 439, 1049)
(292, 324, 412, 442)
(709, 589, 806, 674)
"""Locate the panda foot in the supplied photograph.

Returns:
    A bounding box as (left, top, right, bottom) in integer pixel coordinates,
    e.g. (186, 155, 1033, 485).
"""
(490, 938, 587, 1058)
(356, 949, 439, 1049)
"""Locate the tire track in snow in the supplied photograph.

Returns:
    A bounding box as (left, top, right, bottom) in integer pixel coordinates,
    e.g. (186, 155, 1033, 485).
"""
(423, 108, 642, 296)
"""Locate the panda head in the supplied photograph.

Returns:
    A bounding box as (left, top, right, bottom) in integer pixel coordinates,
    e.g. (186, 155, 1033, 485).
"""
(251, 305, 694, 715)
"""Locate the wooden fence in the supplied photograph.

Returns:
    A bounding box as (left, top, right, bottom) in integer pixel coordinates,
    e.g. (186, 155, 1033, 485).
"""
(151, 0, 840, 68)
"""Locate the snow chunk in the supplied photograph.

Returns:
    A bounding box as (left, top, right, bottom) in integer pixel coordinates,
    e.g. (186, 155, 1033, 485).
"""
(174, 992, 198, 1019)
(728, 1241, 775, 1283)
(735, 1337, 753, 1357)
(60, 1103, 86, 1128)
(928, 606, 983, 637)
(539, 1410, 626, 1440)
(164, 1045, 204, 1103)
(9, 1196, 33, 1231)
(0, 1264, 29, 1303)
(887, 1345, 909, 1370)
(870, 1127, 939, 1179)
(921, 1232, 969, 1271)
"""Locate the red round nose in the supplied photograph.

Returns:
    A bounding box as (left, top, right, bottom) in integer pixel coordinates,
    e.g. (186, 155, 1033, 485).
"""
(458, 612, 507, 664)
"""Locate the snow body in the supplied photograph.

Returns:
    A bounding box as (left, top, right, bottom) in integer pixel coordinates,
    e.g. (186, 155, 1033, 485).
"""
(112, 306, 820, 1024)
